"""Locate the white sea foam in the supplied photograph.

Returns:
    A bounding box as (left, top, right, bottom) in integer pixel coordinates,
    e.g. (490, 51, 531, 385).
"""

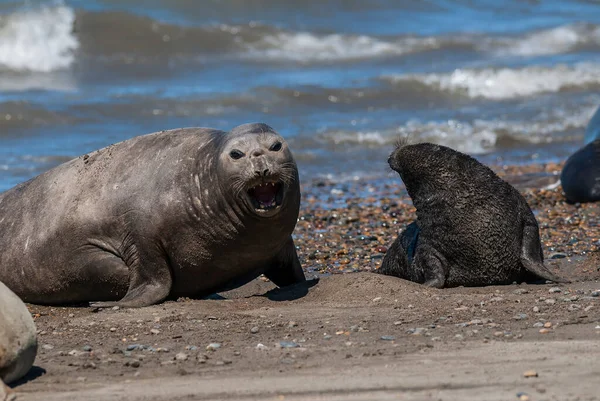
(491, 24, 600, 57)
(246, 31, 438, 62)
(0, 2, 79, 72)
(242, 22, 600, 63)
(318, 107, 597, 154)
(383, 63, 600, 99)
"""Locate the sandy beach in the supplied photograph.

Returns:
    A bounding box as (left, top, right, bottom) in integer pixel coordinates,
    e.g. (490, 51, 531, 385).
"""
(9, 164, 600, 401)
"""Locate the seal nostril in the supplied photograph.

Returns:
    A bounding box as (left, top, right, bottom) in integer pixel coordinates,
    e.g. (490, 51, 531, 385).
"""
(254, 169, 270, 177)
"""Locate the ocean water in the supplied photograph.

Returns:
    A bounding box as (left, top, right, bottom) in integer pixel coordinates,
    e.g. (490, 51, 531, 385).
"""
(1, 0, 600, 192)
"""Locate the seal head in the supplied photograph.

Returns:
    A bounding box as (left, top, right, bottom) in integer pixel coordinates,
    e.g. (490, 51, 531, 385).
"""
(219, 123, 298, 218)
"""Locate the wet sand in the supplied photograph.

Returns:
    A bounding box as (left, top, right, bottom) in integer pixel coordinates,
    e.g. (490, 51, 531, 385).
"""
(10, 163, 600, 401)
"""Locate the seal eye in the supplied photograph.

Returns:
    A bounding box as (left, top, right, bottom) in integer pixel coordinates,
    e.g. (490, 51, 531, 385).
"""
(229, 149, 245, 160)
(269, 142, 282, 152)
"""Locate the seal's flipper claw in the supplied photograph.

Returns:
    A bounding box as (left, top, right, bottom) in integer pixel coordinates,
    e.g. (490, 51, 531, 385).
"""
(263, 237, 305, 287)
(89, 301, 119, 308)
(1, 379, 16, 401)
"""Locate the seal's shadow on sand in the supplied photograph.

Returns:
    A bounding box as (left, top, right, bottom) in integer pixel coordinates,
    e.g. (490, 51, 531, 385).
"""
(262, 278, 319, 301)
(213, 278, 319, 301)
(11, 366, 46, 388)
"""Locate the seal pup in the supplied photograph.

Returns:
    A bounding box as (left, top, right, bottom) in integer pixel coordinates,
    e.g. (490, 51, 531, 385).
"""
(0, 280, 37, 392)
(561, 106, 600, 203)
(561, 139, 600, 203)
(378, 142, 566, 287)
(0, 123, 305, 307)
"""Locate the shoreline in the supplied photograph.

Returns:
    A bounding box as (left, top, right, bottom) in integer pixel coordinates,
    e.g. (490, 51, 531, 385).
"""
(9, 162, 600, 401)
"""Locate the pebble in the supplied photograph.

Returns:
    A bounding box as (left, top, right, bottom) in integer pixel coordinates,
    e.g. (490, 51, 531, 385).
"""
(42, 344, 54, 350)
(68, 313, 75, 318)
(532, 306, 540, 313)
(82, 345, 92, 352)
(517, 392, 531, 401)
(513, 289, 529, 295)
(514, 313, 528, 320)
(175, 352, 188, 361)
(543, 322, 552, 328)
(279, 341, 300, 348)
(545, 299, 556, 305)
(549, 287, 562, 293)
(150, 329, 160, 335)
(250, 326, 259, 334)
(539, 328, 550, 334)
(112, 306, 120, 311)
(533, 322, 544, 328)
(206, 343, 221, 351)
(591, 291, 599, 298)
(288, 321, 298, 328)
(110, 327, 117, 332)
(127, 344, 143, 351)
(372, 297, 382, 302)
(523, 370, 538, 378)
(380, 335, 395, 341)
(256, 343, 267, 350)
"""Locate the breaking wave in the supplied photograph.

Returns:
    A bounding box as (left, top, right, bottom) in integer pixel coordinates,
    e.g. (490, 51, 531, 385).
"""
(0, 2, 78, 72)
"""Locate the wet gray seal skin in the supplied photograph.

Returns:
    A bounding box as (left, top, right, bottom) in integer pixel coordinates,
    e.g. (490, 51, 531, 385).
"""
(0, 280, 37, 389)
(560, 139, 600, 203)
(378, 142, 567, 287)
(0, 123, 305, 307)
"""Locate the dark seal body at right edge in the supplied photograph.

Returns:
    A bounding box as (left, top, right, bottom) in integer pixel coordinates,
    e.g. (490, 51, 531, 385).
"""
(378, 142, 568, 288)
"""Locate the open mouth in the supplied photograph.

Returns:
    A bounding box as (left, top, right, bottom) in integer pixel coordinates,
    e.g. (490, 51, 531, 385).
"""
(247, 181, 284, 213)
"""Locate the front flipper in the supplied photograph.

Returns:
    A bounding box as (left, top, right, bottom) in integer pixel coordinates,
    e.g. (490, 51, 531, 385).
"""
(413, 243, 448, 288)
(90, 244, 173, 308)
(263, 237, 306, 287)
(378, 222, 419, 279)
(521, 223, 570, 283)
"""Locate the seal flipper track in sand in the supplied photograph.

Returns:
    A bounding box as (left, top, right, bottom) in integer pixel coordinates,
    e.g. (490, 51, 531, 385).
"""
(89, 245, 173, 308)
(521, 221, 570, 284)
(262, 237, 306, 287)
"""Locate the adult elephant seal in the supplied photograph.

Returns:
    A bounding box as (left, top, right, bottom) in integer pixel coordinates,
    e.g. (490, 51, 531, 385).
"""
(378, 142, 567, 287)
(0, 280, 37, 398)
(0, 123, 305, 307)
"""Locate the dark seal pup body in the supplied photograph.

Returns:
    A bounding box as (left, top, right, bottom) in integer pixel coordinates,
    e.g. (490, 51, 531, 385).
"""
(0, 123, 305, 307)
(378, 142, 566, 288)
(561, 139, 600, 203)
(561, 106, 600, 203)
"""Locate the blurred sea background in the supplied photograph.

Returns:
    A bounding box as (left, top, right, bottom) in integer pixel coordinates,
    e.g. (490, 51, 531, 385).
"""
(1, 0, 600, 192)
